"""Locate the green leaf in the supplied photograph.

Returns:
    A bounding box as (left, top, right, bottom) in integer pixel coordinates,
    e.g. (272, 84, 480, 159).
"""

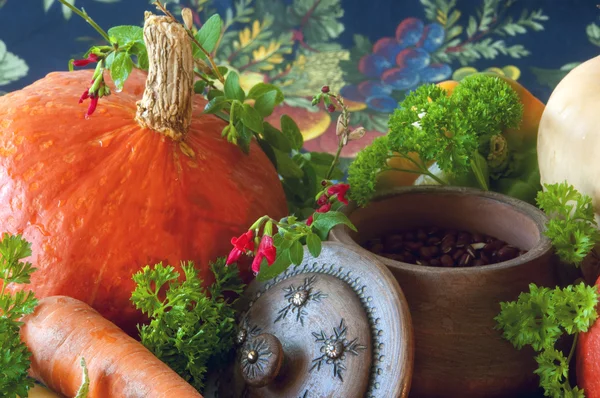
(262, 122, 291, 152)
(254, 90, 278, 117)
(0, 40, 28, 87)
(273, 148, 304, 178)
(311, 211, 357, 241)
(248, 83, 284, 104)
(241, 104, 264, 133)
(129, 42, 149, 71)
(194, 14, 223, 58)
(194, 80, 207, 94)
(237, 123, 253, 154)
(257, 248, 292, 281)
(204, 96, 228, 114)
(280, 114, 303, 150)
(224, 71, 245, 102)
(289, 240, 304, 265)
(107, 25, 144, 46)
(110, 52, 133, 91)
(306, 233, 322, 258)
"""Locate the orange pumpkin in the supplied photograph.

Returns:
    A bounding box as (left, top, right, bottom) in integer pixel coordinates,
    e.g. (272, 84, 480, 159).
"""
(0, 15, 287, 334)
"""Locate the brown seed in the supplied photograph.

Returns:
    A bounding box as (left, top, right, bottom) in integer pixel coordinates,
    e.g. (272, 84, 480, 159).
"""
(480, 251, 491, 264)
(404, 232, 415, 241)
(452, 249, 465, 261)
(427, 236, 441, 246)
(427, 226, 440, 236)
(466, 245, 476, 258)
(459, 253, 473, 266)
(440, 254, 454, 267)
(483, 239, 504, 254)
(430, 258, 441, 267)
(496, 245, 519, 262)
(384, 234, 404, 253)
(405, 241, 424, 251)
(456, 232, 472, 247)
(473, 259, 484, 266)
(387, 253, 405, 262)
(417, 229, 428, 241)
(471, 242, 486, 250)
(419, 246, 440, 259)
(472, 232, 485, 243)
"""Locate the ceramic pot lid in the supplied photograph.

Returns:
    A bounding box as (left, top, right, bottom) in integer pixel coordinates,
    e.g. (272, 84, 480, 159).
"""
(205, 242, 413, 398)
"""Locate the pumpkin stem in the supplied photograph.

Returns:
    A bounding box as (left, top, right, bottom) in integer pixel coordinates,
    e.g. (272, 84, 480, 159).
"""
(135, 12, 193, 141)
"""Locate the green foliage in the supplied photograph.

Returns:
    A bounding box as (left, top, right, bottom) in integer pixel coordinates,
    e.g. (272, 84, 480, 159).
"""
(587, 22, 600, 47)
(495, 282, 599, 398)
(536, 182, 600, 266)
(423, 0, 548, 66)
(347, 74, 523, 206)
(131, 258, 244, 392)
(530, 63, 579, 89)
(193, 14, 222, 58)
(0, 233, 38, 398)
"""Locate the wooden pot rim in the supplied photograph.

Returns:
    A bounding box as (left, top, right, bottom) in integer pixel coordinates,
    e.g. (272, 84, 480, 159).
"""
(330, 185, 553, 275)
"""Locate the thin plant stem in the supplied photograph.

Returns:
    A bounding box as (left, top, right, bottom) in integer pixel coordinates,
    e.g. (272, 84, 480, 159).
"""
(57, 0, 112, 45)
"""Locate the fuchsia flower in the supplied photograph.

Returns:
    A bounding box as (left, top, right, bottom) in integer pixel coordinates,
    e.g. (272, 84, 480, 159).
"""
(73, 53, 100, 67)
(327, 183, 350, 205)
(226, 230, 255, 265)
(79, 90, 100, 118)
(251, 235, 276, 274)
(306, 202, 332, 226)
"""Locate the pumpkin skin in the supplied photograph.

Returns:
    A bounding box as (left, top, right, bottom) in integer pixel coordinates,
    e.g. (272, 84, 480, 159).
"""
(0, 69, 288, 334)
(577, 275, 600, 395)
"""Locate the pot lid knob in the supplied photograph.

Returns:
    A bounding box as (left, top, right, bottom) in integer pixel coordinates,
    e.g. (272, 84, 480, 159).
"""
(240, 333, 284, 388)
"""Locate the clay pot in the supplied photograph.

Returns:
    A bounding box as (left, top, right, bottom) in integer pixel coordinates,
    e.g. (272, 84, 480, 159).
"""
(329, 186, 557, 398)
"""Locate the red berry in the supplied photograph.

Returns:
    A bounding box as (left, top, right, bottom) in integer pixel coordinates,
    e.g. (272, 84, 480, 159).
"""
(321, 85, 330, 93)
(327, 104, 335, 113)
(321, 180, 328, 186)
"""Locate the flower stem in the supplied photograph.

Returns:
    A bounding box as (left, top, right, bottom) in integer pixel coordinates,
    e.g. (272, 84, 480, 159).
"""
(324, 93, 350, 181)
(567, 333, 578, 365)
(57, 0, 113, 45)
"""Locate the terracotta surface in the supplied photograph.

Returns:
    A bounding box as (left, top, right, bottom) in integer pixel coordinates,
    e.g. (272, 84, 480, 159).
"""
(330, 186, 558, 398)
(204, 242, 414, 398)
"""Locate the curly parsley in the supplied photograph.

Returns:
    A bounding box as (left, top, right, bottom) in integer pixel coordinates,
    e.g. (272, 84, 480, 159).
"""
(347, 74, 523, 206)
(496, 182, 600, 397)
(0, 233, 37, 398)
(131, 258, 244, 392)
(536, 182, 600, 266)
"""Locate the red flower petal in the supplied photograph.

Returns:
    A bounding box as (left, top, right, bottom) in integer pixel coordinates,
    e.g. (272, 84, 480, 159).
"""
(73, 53, 100, 67)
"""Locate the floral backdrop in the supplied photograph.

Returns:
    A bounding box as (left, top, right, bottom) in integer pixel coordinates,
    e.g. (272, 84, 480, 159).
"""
(0, 0, 598, 161)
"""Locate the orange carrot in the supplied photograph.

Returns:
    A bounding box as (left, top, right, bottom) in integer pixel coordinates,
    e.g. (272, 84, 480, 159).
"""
(20, 296, 203, 398)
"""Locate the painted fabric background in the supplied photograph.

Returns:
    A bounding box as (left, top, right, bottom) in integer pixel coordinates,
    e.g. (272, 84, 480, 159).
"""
(0, 0, 598, 161)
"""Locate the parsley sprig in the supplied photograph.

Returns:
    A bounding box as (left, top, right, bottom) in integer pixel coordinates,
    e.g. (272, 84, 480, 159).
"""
(348, 74, 523, 206)
(496, 182, 600, 397)
(0, 233, 37, 398)
(130, 258, 244, 392)
(495, 283, 598, 398)
(536, 182, 600, 266)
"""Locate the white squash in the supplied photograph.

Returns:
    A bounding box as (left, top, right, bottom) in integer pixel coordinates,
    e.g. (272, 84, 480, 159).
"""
(538, 55, 600, 224)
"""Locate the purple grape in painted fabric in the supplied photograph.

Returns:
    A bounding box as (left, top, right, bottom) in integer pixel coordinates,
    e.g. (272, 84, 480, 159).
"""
(382, 67, 420, 90)
(419, 63, 452, 83)
(357, 80, 393, 98)
(366, 95, 398, 113)
(339, 84, 366, 102)
(373, 37, 406, 64)
(358, 53, 392, 78)
(420, 23, 446, 52)
(396, 48, 430, 71)
(395, 17, 425, 47)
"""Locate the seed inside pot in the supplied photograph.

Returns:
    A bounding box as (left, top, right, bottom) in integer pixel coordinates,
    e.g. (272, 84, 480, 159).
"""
(363, 226, 527, 268)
